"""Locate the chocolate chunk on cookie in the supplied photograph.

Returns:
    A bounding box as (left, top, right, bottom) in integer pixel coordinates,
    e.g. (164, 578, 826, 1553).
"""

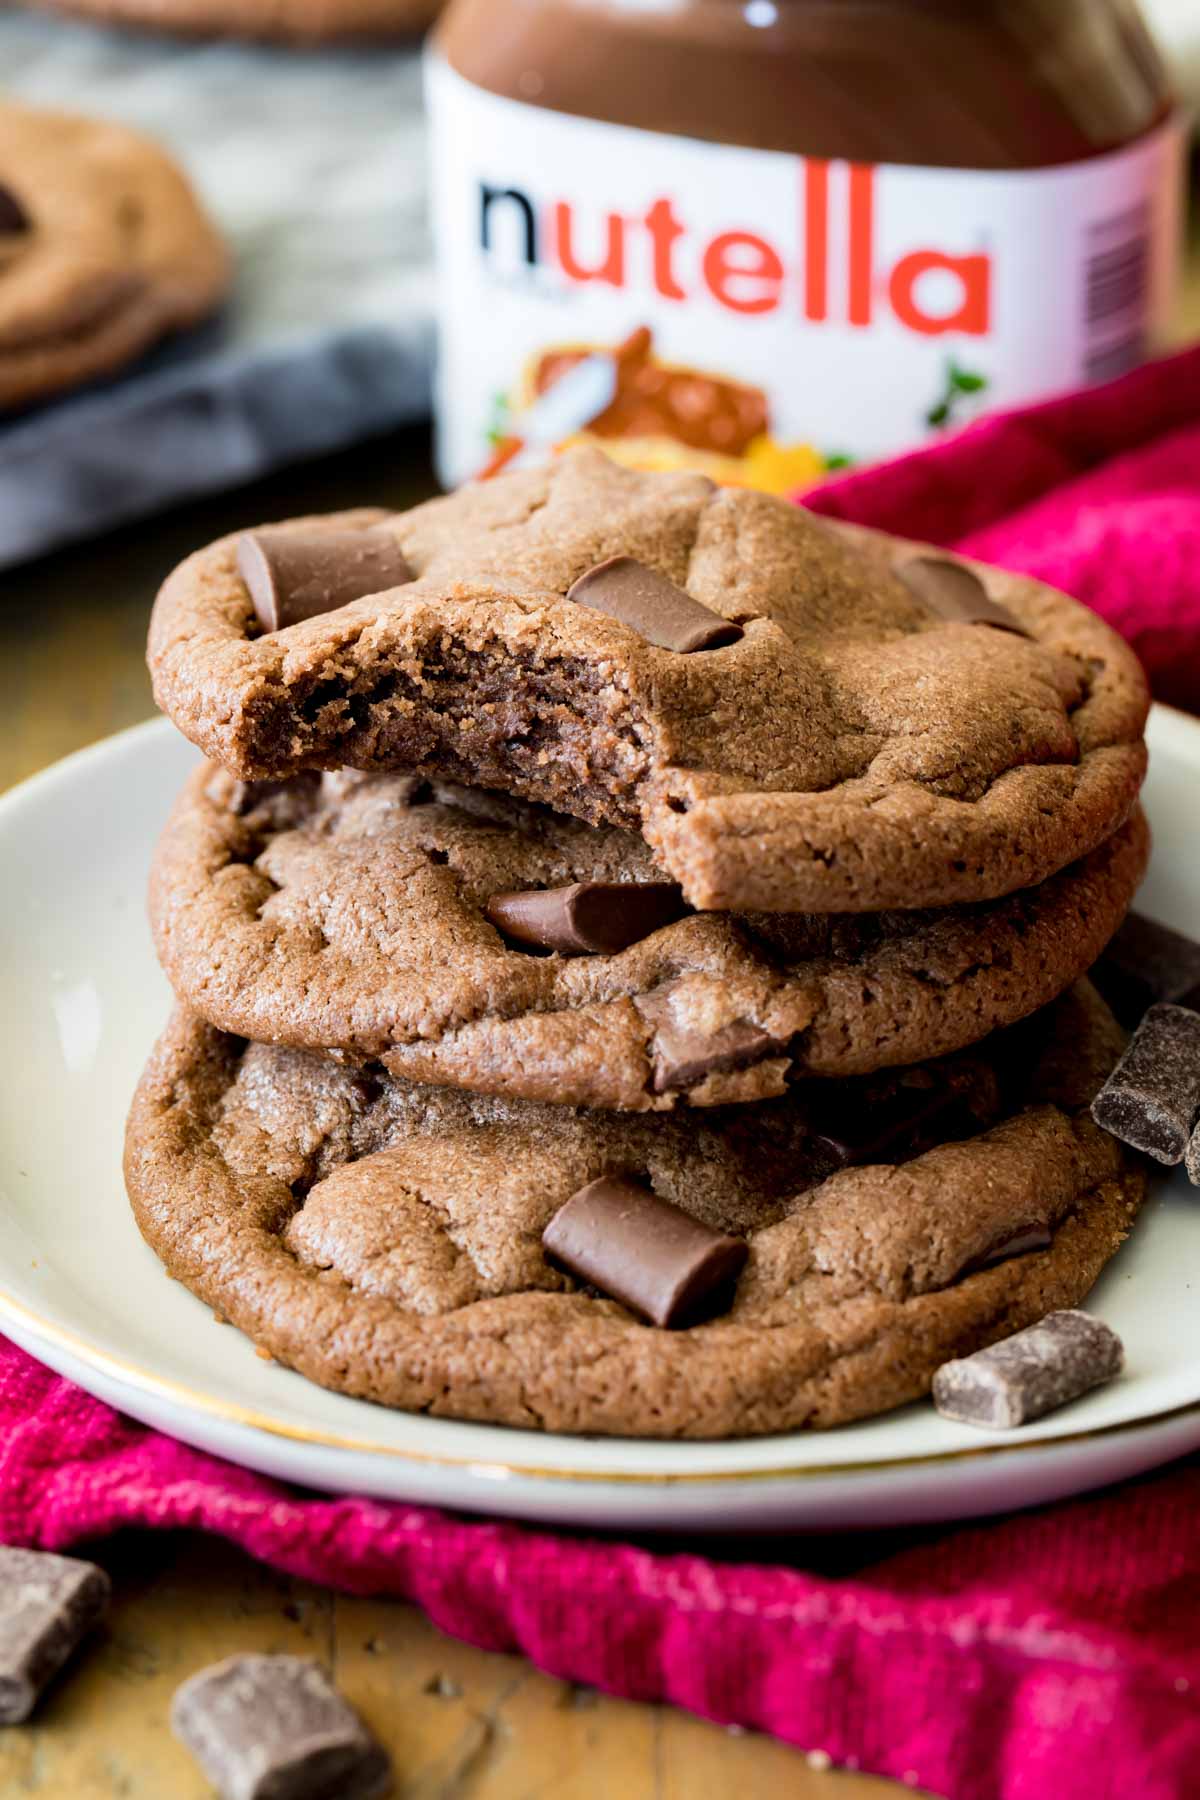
(0, 103, 228, 413)
(147, 452, 1149, 914)
(149, 765, 1148, 1109)
(124, 984, 1145, 1438)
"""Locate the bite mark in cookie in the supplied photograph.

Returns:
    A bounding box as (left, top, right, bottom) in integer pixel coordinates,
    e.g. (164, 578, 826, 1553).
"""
(147, 451, 1149, 912)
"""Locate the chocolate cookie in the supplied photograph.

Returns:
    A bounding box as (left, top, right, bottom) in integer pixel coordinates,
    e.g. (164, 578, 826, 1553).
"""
(124, 985, 1144, 1437)
(150, 762, 1149, 1109)
(27, 0, 440, 43)
(146, 451, 1149, 913)
(0, 104, 228, 413)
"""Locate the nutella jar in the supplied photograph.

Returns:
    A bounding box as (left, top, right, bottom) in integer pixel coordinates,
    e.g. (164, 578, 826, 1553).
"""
(427, 0, 1181, 491)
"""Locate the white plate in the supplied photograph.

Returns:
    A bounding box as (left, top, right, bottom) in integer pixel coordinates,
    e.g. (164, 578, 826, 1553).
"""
(0, 710, 1198, 1533)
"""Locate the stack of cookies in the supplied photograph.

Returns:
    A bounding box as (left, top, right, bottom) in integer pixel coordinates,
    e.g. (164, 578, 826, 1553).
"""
(127, 449, 1152, 1437)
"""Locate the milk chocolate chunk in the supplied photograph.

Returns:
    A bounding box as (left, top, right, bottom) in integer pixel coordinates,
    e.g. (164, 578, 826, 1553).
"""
(0, 1547, 110, 1725)
(1091, 912, 1200, 1029)
(567, 556, 743, 652)
(171, 1654, 391, 1800)
(932, 1310, 1123, 1430)
(639, 987, 782, 1093)
(1091, 1002, 1200, 1164)
(542, 1176, 748, 1328)
(0, 185, 29, 236)
(485, 880, 686, 954)
(900, 557, 1029, 636)
(954, 1223, 1053, 1283)
(238, 528, 413, 634)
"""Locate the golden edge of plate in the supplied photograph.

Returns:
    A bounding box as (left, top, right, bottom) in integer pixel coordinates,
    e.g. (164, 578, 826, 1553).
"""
(0, 1281, 1197, 1485)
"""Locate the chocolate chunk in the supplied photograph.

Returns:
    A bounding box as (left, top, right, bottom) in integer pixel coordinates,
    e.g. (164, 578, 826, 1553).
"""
(238, 527, 413, 634)
(1091, 1002, 1200, 1164)
(639, 986, 784, 1092)
(899, 556, 1029, 636)
(0, 185, 30, 236)
(807, 1080, 972, 1176)
(932, 1310, 1123, 1429)
(1091, 912, 1200, 1029)
(485, 880, 685, 954)
(0, 1546, 110, 1725)
(171, 1654, 391, 1800)
(543, 1176, 747, 1328)
(567, 556, 742, 652)
(954, 1222, 1052, 1283)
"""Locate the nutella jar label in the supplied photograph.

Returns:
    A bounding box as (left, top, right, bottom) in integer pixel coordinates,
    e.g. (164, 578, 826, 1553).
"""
(427, 56, 1183, 493)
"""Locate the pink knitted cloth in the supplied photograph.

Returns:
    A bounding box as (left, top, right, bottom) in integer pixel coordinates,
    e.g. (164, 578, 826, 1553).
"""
(6, 350, 1200, 1799)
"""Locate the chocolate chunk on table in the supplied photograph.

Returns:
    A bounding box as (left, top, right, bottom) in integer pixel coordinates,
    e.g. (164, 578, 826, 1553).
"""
(543, 1176, 748, 1328)
(899, 556, 1029, 635)
(1091, 1002, 1200, 1163)
(567, 556, 743, 652)
(238, 526, 413, 634)
(171, 1653, 391, 1800)
(485, 880, 685, 954)
(1090, 911, 1200, 1028)
(0, 1545, 110, 1725)
(933, 1310, 1123, 1429)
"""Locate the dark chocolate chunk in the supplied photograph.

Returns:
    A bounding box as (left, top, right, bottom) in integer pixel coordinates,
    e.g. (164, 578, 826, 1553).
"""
(639, 985, 784, 1092)
(899, 556, 1029, 636)
(806, 1079, 972, 1177)
(1090, 1002, 1200, 1164)
(1090, 911, 1200, 1029)
(238, 527, 413, 634)
(0, 1546, 110, 1725)
(171, 1654, 391, 1800)
(567, 556, 743, 653)
(954, 1222, 1052, 1283)
(543, 1176, 747, 1328)
(932, 1310, 1123, 1429)
(485, 881, 685, 955)
(0, 185, 30, 236)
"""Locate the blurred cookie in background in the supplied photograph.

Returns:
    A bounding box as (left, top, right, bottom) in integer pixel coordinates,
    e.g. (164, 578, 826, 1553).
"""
(22, 0, 441, 42)
(0, 102, 228, 412)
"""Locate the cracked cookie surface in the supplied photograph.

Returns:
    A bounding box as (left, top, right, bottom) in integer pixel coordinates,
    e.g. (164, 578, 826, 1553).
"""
(151, 762, 1149, 1109)
(124, 985, 1144, 1437)
(0, 103, 228, 412)
(147, 449, 1149, 913)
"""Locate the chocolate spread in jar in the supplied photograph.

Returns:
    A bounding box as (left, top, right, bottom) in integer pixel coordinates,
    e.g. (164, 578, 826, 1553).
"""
(428, 0, 1180, 492)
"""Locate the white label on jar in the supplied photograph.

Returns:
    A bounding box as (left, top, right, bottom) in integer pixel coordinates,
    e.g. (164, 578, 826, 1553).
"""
(426, 55, 1183, 492)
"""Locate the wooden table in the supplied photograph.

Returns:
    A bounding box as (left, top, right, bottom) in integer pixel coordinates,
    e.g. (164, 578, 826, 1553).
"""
(0, 428, 912, 1797)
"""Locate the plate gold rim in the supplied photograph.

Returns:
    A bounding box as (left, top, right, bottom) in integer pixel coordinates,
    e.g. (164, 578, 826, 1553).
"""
(2, 1281, 1198, 1486)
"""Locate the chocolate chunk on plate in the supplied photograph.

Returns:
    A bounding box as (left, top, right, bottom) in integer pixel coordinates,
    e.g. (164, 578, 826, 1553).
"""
(0, 1545, 110, 1725)
(485, 880, 685, 954)
(543, 1175, 748, 1328)
(1091, 1002, 1200, 1164)
(933, 1310, 1123, 1429)
(238, 527, 413, 634)
(1090, 911, 1200, 1029)
(171, 1653, 391, 1800)
(898, 556, 1029, 635)
(567, 555, 743, 653)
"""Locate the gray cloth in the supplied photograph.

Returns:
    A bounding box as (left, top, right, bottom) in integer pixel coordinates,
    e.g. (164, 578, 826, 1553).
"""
(0, 16, 435, 567)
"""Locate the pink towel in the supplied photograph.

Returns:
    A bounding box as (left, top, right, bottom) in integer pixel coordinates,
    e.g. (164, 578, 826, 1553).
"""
(6, 351, 1200, 1800)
